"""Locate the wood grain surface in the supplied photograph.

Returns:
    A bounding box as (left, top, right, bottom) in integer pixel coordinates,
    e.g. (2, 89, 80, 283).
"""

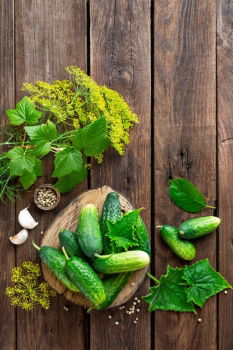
(0, 0, 232, 349)
(0, 2, 15, 350)
(14, 1, 88, 349)
(89, 1, 151, 350)
(153, 1, 218, 349)
(217, 1, 233, 349)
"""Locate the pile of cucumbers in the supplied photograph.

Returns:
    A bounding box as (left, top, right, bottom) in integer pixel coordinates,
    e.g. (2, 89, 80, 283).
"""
(158, 216, 221, 260)
(34, 192, 151, 310)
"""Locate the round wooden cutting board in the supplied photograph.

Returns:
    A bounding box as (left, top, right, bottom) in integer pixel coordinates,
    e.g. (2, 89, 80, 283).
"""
(41, 185, 148, 309)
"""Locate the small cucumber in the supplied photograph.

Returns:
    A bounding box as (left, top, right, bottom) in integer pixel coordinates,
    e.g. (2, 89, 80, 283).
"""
(93, 250, 150, 274)
(178, 216, 221, 239)
(95, 273, 131, 310)
(132, 216, 151, 256)
(65, 256, 105, 306)
(159, 225, 196, 260)
(77, 204, 103, 258)
(100, 192, 122, 254)
(33, 244, 79, 292)
(59, 229, 85, 258)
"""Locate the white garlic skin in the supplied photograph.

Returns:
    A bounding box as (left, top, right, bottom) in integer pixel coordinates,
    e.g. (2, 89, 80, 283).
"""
(9, 229, 28, 245)
(18, 207, 38, 229)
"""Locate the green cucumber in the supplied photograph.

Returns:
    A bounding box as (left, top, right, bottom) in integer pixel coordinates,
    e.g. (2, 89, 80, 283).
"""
(33, 243, 79, 292)
(95, 273, 131, 310)
(59, 229, 84, 258)
(132, 216, 151, 256)
(93, 250, 150, 274)
(159, 225, 196, 260)
(65, 255, 105, 306)
(77, 204, 103, 258)
(178, 216, 221, 239)
(100, 192, 122, 254)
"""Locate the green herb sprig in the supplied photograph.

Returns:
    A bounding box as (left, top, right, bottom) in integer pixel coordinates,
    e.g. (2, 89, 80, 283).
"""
(0, 67, 138, 201)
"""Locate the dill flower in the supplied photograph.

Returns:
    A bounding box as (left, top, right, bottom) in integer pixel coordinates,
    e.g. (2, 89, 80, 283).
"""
(22, 66, 138, 159)
(5, 261, 56, 311)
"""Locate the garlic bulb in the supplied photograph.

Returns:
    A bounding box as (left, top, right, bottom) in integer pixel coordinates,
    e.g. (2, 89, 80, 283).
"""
(9, 229, 28, 245)
(18, 207, 38, 229)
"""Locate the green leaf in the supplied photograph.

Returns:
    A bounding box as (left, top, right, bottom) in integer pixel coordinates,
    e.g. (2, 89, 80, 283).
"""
(6, 96, 42, 126)
(19, 172, 37, 189)
(25, 120, 57, 156)
(183, 259, 232, 307)
(73, 117, 111, 156)
(34, 159, 43, 176)
(6, 147, 35, 176)
(107, 210, 141, 251)
(169, 178, 207, 213)
(54, 166, 87, 193)
(19, 158, 43, 189)
(143, 266, 196, 312)
(52, 147, 83, 178)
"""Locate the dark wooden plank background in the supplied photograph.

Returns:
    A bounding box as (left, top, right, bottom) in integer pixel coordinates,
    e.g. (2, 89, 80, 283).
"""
(0, 0, 232, 349)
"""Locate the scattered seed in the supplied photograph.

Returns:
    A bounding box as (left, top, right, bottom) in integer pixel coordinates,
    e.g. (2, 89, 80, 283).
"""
(133, 302, 136, 305)
(131, 283, 135, 286)
(136, 309, 140, 312)
(108, 315, 112, 319)
(137, 299, 141, 303)
(115, 321, 119, 325)
(136, 317, 139, 321)
(134, 297, 138, 300)
(197, 318, 202, 323)
(224, 290, 228, 294)
(40, 231, 44, 235)
(133, 321, 137, 324)
(64, 306, 69, 311)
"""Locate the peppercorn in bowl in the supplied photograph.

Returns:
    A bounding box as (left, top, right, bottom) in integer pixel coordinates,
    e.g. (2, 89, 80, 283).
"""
(34, 184, 60, 210)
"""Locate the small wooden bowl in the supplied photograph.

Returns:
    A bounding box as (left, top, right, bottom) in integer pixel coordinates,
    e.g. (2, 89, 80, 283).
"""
(34, 184, 60, 211)
(41, 185, 149, 309)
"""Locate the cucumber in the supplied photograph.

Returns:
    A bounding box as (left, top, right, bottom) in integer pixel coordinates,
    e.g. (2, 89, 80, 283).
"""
(33, 244, 79, 292)
(59, 229, 84, 258)
(95, 273, 131, 310)
(178, 216, 221, 239)
(100, 192, 122, 254)
(93, 250, 150, 274)
(77, 204, 103, 258)
(132, 216, 151, 256)
(159, 225, 196, 260)
(65, 256, 105, 306)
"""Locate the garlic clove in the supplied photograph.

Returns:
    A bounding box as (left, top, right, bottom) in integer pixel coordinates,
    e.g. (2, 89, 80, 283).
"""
(18, 207, 38, 229)
(10, 229, 28, 245)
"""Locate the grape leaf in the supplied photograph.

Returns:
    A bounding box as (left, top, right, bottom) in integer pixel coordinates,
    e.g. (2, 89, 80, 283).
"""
(19, 159, 43, 189)
(54, 166, 87, 193)
(107, 210, 141, 251)
(34, 159, 43, 176)
(52, 147, 83, 178)
(6, 147, 35, 176)
(19, 172, 37, 189)
(183, 259, 232, 307)
(6, 96, 42, 126)
(24, 120, 57, 156)
(169, 178, 208, 212)
(143, 266, 196, 312)
(73, 117, 110, 156)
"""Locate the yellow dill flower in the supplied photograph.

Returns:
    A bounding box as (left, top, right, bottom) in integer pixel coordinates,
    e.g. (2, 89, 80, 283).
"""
(23, 66, 138, 160)
(5, 261, 56, 311)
